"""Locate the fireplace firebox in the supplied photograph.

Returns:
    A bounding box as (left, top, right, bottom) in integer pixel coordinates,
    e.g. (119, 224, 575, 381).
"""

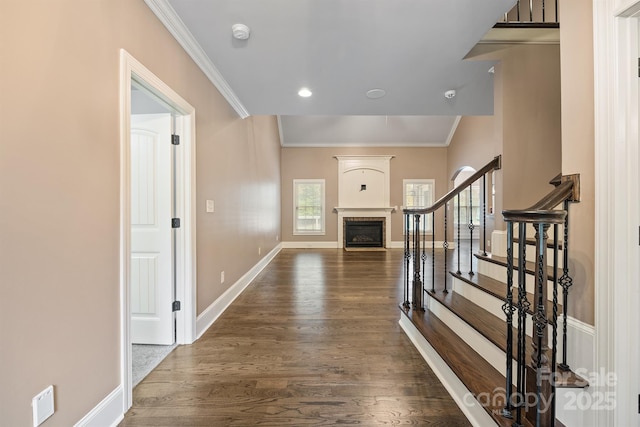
(344, 219, 384, 248)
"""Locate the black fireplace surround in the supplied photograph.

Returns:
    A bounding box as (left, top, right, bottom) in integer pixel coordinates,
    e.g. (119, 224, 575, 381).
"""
(344, 220, 384, 248)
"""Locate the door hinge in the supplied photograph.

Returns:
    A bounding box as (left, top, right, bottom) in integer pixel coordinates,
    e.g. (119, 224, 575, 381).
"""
(172, 301, 181, 312)
(171, 134, 180, 145)
(172, 218, 181, 228)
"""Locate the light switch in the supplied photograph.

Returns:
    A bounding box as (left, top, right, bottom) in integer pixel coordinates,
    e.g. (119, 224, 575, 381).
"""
(206, 200, 215, 213)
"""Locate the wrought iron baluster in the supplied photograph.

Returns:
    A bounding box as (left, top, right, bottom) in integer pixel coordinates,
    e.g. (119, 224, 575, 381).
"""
(551, 223, 559, 424)
(532, 222, 550, 427)
(542, 0, 546, 22)
(513, 223, 528, 427)
(468, 184, 475, 276)
(529, 0, 533, 22)
(431, 213, 435, 293)
(421, 213, 427, 294)
(483, 174, 487, 256)
(501, 221, 516, 418)
(443, 203, 449, 293)
(412, 214, 423, 310)
(558, 200, 573, 371)
(457, 193, 461, 275)
(403, 213, 410, 308)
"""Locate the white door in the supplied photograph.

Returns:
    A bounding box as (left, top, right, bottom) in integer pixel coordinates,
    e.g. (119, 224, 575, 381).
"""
(130, 113, 175, 345)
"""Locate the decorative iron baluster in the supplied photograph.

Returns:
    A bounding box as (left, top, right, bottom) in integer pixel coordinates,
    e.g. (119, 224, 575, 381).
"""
(468, 184, 475, 276)
(443, 203, 449, 293)
(513, 223, 528, 427)
(421, 214, 427, 295)
(457, 193, 461, 275)
(431, 213, 435, 293)
(412, 214, 423, 310)
(483, 174, 487, 256)
(502, 221, 516, 418)
(403, 213, 410, 309)
(551, 223, 559, 424)
(531, 222, 551, 427)
(558, 200, 573, 371)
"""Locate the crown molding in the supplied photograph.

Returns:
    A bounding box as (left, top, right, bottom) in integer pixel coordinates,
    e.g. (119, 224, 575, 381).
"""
(144, 0, 250, 119)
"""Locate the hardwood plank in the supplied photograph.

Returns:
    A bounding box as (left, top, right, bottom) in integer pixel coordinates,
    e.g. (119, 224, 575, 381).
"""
(120, 249, 471, 426)
(475, 253, 562, 281)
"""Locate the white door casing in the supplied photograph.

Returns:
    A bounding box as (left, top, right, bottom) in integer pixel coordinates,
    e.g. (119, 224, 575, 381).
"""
(130, 114, 174, 345)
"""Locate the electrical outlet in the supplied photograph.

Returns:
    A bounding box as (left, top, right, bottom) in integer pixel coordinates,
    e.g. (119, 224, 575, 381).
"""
(32, 386, 54, 427)
(206, 200, 215, 213)
(258, 247, 261, 256)
(220, 271, 225, 284)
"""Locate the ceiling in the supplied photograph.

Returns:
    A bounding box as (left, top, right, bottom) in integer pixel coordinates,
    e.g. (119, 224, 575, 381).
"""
(145, 0, 516, 146)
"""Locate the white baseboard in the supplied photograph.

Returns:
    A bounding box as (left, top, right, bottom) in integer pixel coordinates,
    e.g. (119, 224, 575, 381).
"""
(74, 386, 123, 427)
(196, 244, 282, 339)
(281, 241, 338, 248)
(399, 315, 497, 427)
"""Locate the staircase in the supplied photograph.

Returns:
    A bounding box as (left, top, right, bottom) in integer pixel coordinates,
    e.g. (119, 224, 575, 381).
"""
(399, 157, 587, 427)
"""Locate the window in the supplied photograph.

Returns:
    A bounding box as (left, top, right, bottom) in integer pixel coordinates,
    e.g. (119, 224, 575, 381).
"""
(293, 179, 325, 235)
(403, 179, 435, 233)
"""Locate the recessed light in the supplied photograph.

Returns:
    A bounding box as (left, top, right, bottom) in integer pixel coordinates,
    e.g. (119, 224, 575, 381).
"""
(366, 89, 386, 99)
(298, 88, 312, 98)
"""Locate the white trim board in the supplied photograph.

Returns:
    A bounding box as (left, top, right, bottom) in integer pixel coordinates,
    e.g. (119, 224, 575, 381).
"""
(196, 244, 282, 339)
(74, 387, 123, 427)
(119, 49, 197, 411)
(399, 315, 497, 427)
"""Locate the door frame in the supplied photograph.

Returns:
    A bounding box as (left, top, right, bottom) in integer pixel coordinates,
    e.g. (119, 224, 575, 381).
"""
(594, 1, 640, 425)
(119, 49, 197, 410)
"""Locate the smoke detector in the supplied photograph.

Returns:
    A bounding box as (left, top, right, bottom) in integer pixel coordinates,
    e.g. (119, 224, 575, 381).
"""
(444, 90, 456, 99)
(232, 24, 251, 40)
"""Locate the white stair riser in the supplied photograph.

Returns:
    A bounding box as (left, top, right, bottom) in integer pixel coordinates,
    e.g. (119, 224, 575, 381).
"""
(451, 276, 566, 350)
(478, 258, 560, 299)
(427, 296, 563, 387)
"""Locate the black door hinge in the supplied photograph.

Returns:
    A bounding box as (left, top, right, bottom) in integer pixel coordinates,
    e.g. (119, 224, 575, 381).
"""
(172, 218, 181, 228)
(171, 134, 180, 145)
(172, 301, 181, 312)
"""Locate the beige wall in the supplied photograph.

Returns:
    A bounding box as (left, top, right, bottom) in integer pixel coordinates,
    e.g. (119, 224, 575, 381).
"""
(559, 0, 595, 325)
(449, 44, 562, 237)
(281, 147, 448, 243)
(0, 1, 280, 425)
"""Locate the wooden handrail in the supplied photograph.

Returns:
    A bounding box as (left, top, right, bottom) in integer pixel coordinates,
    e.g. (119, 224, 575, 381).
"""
(503, 174, 580, 223)
(404, 155, 502, 215)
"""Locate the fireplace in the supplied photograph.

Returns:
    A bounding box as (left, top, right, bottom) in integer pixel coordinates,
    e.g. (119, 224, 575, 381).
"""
(344, 218, 384, 248)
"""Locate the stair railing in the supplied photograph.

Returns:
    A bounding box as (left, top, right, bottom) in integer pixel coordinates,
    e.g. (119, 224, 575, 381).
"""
(495, 0, 559, 27)
(501, 174, 579, 427)
(402, 155, 501, 311)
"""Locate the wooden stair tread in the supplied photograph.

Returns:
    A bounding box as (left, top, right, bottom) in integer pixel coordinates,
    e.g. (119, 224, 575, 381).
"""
(426, 289, 587, 389)
(400, 307, 566, 427)
(450, 272, 564, 319)
(475, 253, 561, 281)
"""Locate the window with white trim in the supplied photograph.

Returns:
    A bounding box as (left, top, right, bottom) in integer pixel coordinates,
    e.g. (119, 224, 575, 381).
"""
(403, 179, 435, 233)
(293, 179, 325, 235)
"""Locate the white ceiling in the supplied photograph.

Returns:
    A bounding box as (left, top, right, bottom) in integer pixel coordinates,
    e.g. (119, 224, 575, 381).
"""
(146, 0, 515, 146)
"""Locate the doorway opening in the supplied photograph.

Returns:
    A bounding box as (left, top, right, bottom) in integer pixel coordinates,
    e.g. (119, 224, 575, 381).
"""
(451, 166, 480, 240)
(120, 49, 196, 411)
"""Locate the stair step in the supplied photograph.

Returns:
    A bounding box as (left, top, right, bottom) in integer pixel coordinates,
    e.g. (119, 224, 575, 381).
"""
(450, 272, 563, 321)
(400, 306, 566, 427)
(426, 289, 587, 389)
(475, 253, 561, 281)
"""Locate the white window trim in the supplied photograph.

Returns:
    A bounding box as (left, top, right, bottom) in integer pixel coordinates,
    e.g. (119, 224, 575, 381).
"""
(293, 179, 325, 235)
(403, 179, 435, 234)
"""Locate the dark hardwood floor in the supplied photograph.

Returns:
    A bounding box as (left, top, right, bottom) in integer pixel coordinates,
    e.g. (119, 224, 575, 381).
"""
(120, 249, 471, 426)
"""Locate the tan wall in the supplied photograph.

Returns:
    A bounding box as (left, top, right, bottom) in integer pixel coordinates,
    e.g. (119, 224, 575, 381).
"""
(0, 1, 281, 425)
(560, 0, 595, 325)
(501, 44, 562, 213)
(449, 44, 562, 236)
(281, 147, 448, 243)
